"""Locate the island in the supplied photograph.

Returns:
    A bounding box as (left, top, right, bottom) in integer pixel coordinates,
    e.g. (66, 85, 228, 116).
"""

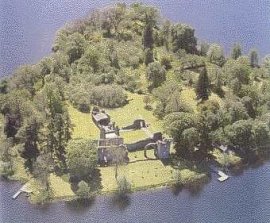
(0, 3, 269, 205)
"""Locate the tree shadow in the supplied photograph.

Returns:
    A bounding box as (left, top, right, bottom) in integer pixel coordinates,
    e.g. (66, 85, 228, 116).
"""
(171, 184, 184, 196)
(109, 194, 131, 211)
(65, 197, 96, 213)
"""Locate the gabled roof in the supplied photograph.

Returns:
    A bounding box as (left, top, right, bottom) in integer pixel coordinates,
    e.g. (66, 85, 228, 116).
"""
(93, 113, 109, 122)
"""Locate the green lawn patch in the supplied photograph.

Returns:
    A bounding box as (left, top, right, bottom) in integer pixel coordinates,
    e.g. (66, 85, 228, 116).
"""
(106, 92, 163, 133)
(120, 129, 148, 144)
(98, 150, 207, 192)
(67, 104, 99, 140)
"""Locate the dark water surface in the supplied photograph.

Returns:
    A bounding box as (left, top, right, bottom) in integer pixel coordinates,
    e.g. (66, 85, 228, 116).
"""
(1, 1, 270, 222)
(1, 163, 270, 223)
(1, 0, 270, 76)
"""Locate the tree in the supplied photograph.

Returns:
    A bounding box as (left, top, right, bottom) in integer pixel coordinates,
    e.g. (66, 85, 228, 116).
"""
(146, 62, 166, 91)
(78, 46, 100, 73)
(0, 79, 8, 94)
(143, 23, 154, 49)
(231, 43, 242, 60)
(144, 48, 154, 65)
(164, 112, 196, 144)
(33, 154, 52, 191)
(36, 83, 71, 170)
(225, 120, 253, 150)
(76, 180, 91, 198)
(18, 116, 41, 171)
(143, 95, 152, 109)
(207, 44, 225, 66)
(66, 139, 97, 179)
(196, 67, 211, 101)
(252, 121, 270, 148)
(0, 138, 14, 177)
(249, 49, 259, 68)
(10, 65, 40, 97)
(110, 146, 128, 179)
(153, 81, 182, 118)
(199, 42, 210, 56)
(171, 24, 197, 54)
(90, 85, 127, 108)
(262, 55, 270, 76)
(65, 32, 86, 64)
(181, 127, 200, 157)
(117, 176, 131, 196)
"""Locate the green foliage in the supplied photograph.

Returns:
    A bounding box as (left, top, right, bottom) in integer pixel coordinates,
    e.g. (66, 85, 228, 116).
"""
(66, 139, 97, 179)
(196, 67, 211, 101)
(10, 65, 40, 97)
(146, 61, 166, 91)
(76, 180, 91, 198)
(152, 81, 189, 118)
(143, 23, 154, 49)
(144, 48, 154, 65)
(225, 120, 254, 149)
(207, 44, 225, 66)
(33, 154, 52, 190)
(0, 138, 14, 177)
(160, 55, 172, 70)
(78, 46, 100, 73)
(231, 43, 242, 60)
(90, 85, 127, 108)
(249, 49, 259, 68)
(262, 54, 270, 76)
(117, 176, 131, 195)
(171, 24, 197, 54)
(64, 32, 86, 64)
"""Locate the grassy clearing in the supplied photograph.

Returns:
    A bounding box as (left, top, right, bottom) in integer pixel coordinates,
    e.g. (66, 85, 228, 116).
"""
(49, 173, 75, 198)
(98, 150, 207, 192)
(107, 92, 163, 133)
(120, 130, 148, 143)
(67, 104, 99, 140)
(180, 87, 224, 113)
(211, 148, 242, 167)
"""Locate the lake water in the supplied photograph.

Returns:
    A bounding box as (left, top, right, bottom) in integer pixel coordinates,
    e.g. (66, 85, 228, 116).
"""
(1, 1, 270, 222)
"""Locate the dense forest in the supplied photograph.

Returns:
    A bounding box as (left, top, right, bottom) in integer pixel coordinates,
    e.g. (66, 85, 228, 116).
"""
(1, 3, 270, 203)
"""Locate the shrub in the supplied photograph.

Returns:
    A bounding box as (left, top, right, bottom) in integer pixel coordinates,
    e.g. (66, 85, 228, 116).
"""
(117, 176, 131, 195)
(90, 85, 127, 108)
(160, 55, 172, 70)
(76, 180, 91, 198)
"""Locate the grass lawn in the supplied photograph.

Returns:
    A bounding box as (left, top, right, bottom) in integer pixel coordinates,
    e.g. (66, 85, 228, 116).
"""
(67, 104, 99, 140)
(180, 87, 224, 114)
(98, 150, 207, 192)
(49, 174, 75, 198)
(120, 129, 149, 143)
(106, 92, 163, 133)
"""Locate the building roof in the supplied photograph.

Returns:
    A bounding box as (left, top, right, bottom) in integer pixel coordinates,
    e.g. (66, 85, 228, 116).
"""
(93, 113, 109, 122)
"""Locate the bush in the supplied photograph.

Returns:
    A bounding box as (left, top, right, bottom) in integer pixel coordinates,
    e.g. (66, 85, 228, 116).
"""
(76, 180, 91, 198)
(66, 85, 91, 113)
(160, 55, 172, 70)
(90, 85, 127, 108)
(117, 176, 131, 195)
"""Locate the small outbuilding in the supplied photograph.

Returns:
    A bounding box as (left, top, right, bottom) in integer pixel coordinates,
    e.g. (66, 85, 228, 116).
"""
(92, 109, 110, 127)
